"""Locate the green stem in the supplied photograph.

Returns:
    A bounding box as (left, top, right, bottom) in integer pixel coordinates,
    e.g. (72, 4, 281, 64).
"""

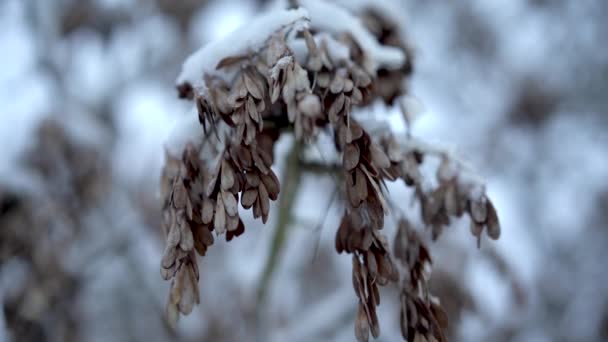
(257, 139, 303, 304)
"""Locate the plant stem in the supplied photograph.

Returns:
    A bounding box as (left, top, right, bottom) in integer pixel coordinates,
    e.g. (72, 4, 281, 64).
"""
(257, 139, 303, 304)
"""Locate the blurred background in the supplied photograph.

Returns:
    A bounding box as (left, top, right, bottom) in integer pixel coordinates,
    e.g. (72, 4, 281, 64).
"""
(1, 0, 607, 341)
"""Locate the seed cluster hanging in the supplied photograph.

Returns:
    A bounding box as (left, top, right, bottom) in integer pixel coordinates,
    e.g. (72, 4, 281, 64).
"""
(159, 1, 501, 340)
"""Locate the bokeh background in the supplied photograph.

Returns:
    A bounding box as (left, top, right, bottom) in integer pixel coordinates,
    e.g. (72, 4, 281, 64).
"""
(1, 0, 607, 341)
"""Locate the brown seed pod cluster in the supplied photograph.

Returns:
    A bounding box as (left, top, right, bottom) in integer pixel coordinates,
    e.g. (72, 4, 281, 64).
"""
(420, 156, 502, 244)
(160, 133, 280, 323)
(336, 214, 398, 340)
(160, 1, 502, 339)
(360, 9, 415, 104)
(394, 219, 449, 342)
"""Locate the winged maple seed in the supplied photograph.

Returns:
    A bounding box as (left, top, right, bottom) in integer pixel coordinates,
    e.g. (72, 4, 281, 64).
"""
(160, 0, 502, 339)
(394, 220, 449, 342)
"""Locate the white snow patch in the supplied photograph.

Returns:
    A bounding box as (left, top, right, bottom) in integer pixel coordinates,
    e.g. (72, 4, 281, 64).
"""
(164, 107, 205, 157)
(299, 0, 405, 73)
(288, 33, 351, 66)
(177, 8, 310, 88)
(113, 82, 188, 183)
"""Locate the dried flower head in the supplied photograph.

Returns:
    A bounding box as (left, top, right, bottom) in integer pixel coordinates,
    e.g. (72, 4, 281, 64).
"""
(158, 0, 502, 339)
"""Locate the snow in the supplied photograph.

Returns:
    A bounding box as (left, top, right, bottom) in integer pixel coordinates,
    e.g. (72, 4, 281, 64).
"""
(177, 0, 407, 89)
(298, 0, 405, 73)
(164, 107, 204, 157)
(113, 82, 190, 183)
(400, 95, 426, 125)
(288, 32, 351, 65)
(176, 8, 310, 88)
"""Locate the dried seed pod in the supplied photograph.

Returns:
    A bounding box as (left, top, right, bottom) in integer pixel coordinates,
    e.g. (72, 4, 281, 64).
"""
(214, 193, 226, 234)
(175, 267, 198, 314)
(226, 219, 245, 241)
(258, 182, 270, 222)
(256, 145, 274, 166)
(349, 121, 364, 142)
(167, 223, 181, 248)
(470, 220, 483, 237)
(253, 197, 262, 219)
(317, 72, 331, 88)
(486, 200, 501, 239)
(330, 72, 345, 94)
(298, 94, 321, 117)
(469, 196, 488, 224)
(245, 119, 257, 144)
(343, 143, 360, 171)
(400, 298, 409, 339)
(222, 190, 238, 216)
(179, 221, 194, 251)
(328, 93, 346, 122)
(369, 306, 380, 338)
(344, 78, 354, 93)
(355, 304, 370, 342)
(252, 149, 270, 174)
(172, 182, 189, 209)
(206, 170, 219, 197)
(370, 143, 390, 169)
(366, 250, 378, 279)
(241, 189, 258, 208)
(244, 71, 264, 100)
(430, 301, 449, 332)
(201, 198, 214, 224)
(348, 168, 368, 207)
(260, 171, 280, 201)
(226, 213, 240, 232)
(444, 184, 459, 216)
(193, 222, 214, 248)
(161, 246, 177, 270)
(245, 172, 260, 187)
(351, 87, 363, 105)
(235, 145, 253, 169)
(221, 159, 235, 190)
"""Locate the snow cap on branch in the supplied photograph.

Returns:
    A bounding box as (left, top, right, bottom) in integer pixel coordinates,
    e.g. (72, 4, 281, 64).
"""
(298, 0, 405, 73)
(176, 7, 310, 88)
